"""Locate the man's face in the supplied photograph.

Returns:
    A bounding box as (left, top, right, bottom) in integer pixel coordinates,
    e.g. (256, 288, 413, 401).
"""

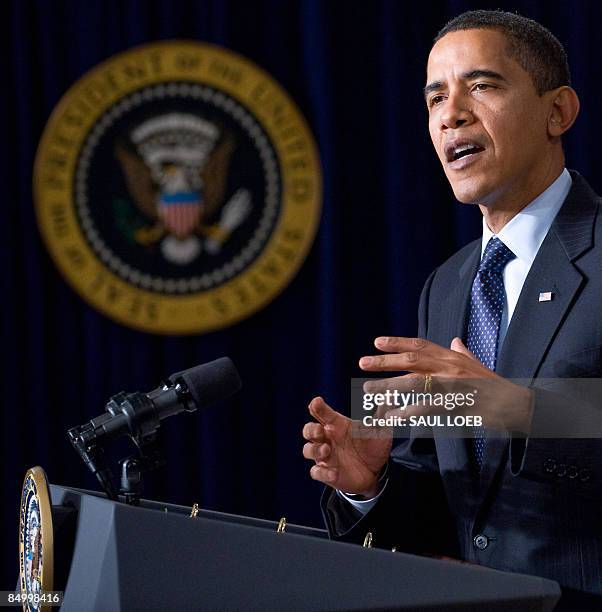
(426, 28, 554, 206)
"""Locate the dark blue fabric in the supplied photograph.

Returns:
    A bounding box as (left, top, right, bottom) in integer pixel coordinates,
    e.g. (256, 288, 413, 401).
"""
(2, 0, 601, 585)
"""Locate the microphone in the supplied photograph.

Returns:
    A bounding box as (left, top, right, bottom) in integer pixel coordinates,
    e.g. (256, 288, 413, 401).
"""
(68, 357, 241, 499)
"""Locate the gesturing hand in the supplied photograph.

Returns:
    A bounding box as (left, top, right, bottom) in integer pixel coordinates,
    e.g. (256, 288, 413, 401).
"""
(302, 396, 392, 497)
(360, 336, 533, 434)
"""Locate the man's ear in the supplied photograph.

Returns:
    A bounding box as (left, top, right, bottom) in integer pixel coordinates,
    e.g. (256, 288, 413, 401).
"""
(547, 86, 580, 137)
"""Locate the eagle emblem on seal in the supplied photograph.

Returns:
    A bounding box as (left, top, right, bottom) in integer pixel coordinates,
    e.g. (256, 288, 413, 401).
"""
(116, 112, 252, 265)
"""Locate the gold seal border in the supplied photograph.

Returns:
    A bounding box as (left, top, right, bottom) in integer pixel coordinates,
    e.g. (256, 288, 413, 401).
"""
(34, 41, 322, 334)
(19, 466, 54, 612)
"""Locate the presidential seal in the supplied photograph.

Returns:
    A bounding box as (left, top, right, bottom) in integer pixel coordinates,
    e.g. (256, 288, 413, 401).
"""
(19, 467, 54, 612)
(34, 42, 321, 334)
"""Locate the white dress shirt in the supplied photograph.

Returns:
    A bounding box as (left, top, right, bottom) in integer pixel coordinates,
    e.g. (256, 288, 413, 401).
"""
(340, 168, 572, 513)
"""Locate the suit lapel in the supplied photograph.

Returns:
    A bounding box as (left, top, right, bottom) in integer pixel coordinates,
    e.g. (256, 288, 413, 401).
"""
(440, 243, 480, 343)
(495, 235, 585, 379)
(477, 172, 597, 507)
(433, 243, 480, 483)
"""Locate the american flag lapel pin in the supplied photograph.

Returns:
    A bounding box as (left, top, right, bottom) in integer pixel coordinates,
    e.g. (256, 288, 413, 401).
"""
(538, 291, 553, 302)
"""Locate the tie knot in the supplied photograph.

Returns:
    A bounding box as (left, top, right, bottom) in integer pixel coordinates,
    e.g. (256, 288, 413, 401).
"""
(478, 237, 515, 274)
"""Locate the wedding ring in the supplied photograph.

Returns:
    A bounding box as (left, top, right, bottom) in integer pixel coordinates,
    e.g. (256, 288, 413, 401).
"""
(423, 374, 433, 393)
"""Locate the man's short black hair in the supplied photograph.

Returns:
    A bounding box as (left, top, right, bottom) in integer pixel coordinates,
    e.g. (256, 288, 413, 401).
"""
(435, 10, 571, 95)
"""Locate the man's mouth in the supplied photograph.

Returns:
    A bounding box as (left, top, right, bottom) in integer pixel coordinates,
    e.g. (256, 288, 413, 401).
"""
(444, 140, 486, 166)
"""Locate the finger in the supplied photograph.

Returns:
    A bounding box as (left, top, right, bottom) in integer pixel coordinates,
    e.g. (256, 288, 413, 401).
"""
(352, 418, 393, 439)
(310, 464, 338, 485)
(363, 374, 422, 394)
(302, 422, 326, 442)
(303, 442, 332, 462)
(308, 396, 341, 426)
(450, 337, 476, 359)
(359, 351, 432, 373)
(373, 336, 432, 354)
(362, 375, 422, 418)
(361, 336, 463, 373)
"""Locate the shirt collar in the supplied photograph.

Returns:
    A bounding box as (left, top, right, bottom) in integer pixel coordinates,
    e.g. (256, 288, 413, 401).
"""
(482, 168, 572, 264)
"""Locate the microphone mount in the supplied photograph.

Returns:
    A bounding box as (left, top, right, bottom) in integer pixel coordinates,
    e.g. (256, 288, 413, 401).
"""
(68, 375, 198, 504)
(68, 358, 241, 505)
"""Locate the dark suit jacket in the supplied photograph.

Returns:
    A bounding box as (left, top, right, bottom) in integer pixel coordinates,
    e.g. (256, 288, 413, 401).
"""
(322, 172, 602, 603)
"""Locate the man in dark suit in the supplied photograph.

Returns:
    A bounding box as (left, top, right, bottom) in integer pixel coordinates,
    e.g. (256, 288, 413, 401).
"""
(302, 10, 601, 606)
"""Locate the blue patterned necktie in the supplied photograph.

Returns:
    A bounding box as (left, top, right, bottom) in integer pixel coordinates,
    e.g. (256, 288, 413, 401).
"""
(466, 236, 516, 469)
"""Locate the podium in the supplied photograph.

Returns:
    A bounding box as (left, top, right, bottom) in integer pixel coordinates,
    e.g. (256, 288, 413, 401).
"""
(46, 484, 559, 611)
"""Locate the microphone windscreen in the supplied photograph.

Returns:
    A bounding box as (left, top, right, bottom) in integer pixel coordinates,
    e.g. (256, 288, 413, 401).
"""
(169, 357, 241, 409)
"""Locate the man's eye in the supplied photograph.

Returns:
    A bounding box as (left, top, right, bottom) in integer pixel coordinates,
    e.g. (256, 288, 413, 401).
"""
(473, 83, 493, 92)
(430, 95, 445, 107)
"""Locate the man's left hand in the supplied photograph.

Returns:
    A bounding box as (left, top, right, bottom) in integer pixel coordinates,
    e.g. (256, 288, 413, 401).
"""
(360, 336, 534, 434)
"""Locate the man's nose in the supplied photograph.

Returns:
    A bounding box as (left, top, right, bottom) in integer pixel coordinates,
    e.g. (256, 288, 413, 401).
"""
(440, 93, 474, 130)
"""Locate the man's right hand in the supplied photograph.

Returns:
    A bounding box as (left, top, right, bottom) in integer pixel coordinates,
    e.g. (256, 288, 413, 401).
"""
(302, 396, 392, 498)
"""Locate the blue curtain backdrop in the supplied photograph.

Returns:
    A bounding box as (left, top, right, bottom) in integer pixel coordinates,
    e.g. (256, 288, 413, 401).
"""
(1, 0, 600, 584)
